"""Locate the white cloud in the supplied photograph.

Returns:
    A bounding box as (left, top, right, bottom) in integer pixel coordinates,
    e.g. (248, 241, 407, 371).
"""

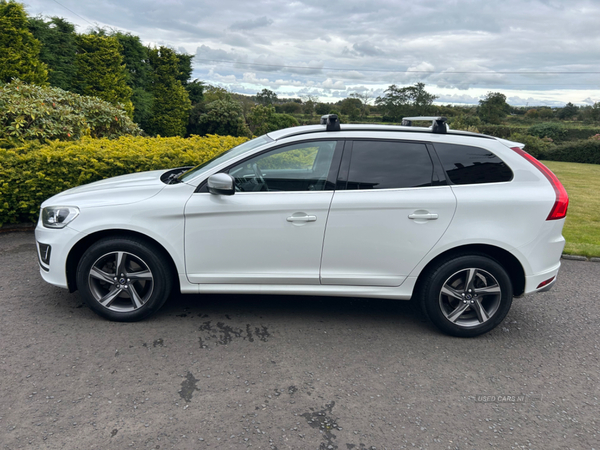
(321, 79, 346, 90)
(435, 93, 482, 104)
(22, 0, 600, 105)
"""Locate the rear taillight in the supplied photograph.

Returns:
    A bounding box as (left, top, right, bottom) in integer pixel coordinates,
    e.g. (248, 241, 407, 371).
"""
(510, 147, 569, 220)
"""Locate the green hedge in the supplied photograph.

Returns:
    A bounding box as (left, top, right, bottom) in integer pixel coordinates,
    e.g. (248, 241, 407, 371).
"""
(477, 125, 524, 139)
(540, 139, 600, 164)
(563, 128, 600, 141)
(0, 134, 248, 226)
(477, 124, 600, 142)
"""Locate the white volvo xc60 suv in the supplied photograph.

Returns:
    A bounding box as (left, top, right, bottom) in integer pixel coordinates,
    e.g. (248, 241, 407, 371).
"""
(35, 116, 568, 337)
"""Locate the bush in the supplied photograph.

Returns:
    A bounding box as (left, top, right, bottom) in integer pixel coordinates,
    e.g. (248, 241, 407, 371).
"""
(477, 124, 523, 139)
(271, 113, 299, 130)
(542, 139, 600, 164)
(0, 80, 141, 145)
(508, 132, 555, 159)
(247, 105, 298, 135)
(0, 134, 248, 225)
(195, 97, 251, 138)
(528, 123, 566, 141)
(449, 115, 481, 133)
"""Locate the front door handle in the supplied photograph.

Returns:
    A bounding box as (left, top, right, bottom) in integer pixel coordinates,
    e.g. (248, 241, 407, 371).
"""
(287, 214, 317, 223)
(408, 212, 438, 220)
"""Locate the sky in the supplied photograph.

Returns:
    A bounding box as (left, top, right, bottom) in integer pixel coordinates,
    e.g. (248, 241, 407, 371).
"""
(22, 0, 600, 106)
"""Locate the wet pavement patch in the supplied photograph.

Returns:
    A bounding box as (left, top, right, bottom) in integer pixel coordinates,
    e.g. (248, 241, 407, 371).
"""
(179, 372, 200, 402)
(301, 401, 341, 449)
(197, 321, 270, 348)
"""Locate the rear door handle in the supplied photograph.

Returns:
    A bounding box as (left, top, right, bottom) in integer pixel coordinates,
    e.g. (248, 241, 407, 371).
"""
(287, 214, 317, 223)
(408, 212, 438, 220)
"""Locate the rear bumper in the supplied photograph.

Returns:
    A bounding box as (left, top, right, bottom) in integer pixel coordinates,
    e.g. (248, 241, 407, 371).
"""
(523, 260, 561, 295)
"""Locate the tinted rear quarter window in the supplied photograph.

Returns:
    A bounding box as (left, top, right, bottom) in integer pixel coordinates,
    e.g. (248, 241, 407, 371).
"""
(347, 141, 433, 190)
(434, 143, 513, 185)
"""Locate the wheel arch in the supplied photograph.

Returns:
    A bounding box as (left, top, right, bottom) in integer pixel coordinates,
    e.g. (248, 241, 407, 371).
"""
(414, 244, 526, 298)
(66, 229, 180, 294)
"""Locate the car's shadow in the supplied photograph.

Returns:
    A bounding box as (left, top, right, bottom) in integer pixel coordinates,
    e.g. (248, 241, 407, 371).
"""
(153, 291, 434, 332)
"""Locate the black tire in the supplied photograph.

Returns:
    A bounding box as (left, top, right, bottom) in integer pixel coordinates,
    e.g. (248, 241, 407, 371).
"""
(76, 236, 173, 322)
(419, 254, 513, 337)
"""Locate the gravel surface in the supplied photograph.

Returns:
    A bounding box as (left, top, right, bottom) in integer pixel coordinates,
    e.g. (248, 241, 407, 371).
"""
(0, 231, 598, 450)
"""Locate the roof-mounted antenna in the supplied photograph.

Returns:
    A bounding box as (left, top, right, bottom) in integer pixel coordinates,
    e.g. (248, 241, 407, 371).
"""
(320, 114, 340, 131)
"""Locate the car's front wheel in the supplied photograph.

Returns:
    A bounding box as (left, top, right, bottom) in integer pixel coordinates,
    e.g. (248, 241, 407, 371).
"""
(76, 237, 172, 321)
(419, 254, 513, 337)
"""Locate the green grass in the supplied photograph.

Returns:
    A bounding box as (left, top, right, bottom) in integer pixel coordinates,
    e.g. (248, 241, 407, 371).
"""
(543, 161, 600, 257)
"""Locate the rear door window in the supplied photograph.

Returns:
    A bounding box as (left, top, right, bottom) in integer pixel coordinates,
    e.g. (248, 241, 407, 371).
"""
(433, 143, 513, 185)
(346, 140, 433, 190)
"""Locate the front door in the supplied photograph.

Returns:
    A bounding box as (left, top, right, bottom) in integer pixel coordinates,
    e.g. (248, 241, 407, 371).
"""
(184, 140, 342, 285)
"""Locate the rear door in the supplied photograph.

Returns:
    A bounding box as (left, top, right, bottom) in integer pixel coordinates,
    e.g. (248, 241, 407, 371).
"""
(320, 139, 457, 286)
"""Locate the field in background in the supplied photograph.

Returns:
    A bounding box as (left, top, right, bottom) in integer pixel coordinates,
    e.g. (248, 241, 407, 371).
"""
(544, 161, 600, 258)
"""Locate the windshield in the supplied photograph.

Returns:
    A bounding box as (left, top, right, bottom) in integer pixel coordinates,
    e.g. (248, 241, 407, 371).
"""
(178, 135, 273, 183)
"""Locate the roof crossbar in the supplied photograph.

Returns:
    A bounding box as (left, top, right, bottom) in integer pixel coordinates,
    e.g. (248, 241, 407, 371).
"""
(401, 116, 448, 134)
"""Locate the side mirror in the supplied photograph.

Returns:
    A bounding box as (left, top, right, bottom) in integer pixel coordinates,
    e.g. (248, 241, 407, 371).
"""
(207, 173, 235, 196)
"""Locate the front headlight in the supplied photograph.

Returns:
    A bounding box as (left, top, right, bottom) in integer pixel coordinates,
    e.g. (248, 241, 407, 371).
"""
(41, 206, 80, 229)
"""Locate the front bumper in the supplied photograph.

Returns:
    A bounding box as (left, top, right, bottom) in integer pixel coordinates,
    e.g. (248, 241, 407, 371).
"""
(35, 223, 80, 289)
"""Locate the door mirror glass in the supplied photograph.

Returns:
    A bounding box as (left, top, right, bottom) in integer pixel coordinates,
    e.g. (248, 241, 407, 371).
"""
(208, 173, 235, 196)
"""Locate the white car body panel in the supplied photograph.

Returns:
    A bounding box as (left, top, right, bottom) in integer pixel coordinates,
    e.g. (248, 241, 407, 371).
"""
(320, 186, 456, 286)
(184, 191, 334, 284)
(49, 169, 167, 207)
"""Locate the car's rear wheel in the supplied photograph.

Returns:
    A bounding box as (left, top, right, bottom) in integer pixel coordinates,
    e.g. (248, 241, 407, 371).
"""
(419, 254, 513, 337)
(76, 237, 172, 321)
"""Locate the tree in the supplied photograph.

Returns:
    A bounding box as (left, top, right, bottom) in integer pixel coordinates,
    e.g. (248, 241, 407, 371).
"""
(301, 95, 319, 116)
(72, 34, 133, 116)
(28, 16, 76, 90)
(339, 97, 362, 121)
(477, 92, 510, 124)
(349, 92, 372, 119)
(277, 102, 303, 115)
(314, 102, 330, 116)
(247, 104, 298, 135)
(145, 46, 191, 136)
(203, 85, 229, 103)
(175, 53, 194, 85)
(558, 102, 578, 120)
(582, 102, 600, 122)
(256, 88, 278, 106)
(110, 32, 153, 125)
(0, 1, 47, 85)
(186, 79, 205, 104)
(195, 96, 250, 137)
(247, 104, 275, 135)
(375, 83, 437, 121)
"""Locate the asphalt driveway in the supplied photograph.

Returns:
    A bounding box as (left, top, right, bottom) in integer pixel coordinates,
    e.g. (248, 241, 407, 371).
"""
(0, 231, 598, 449)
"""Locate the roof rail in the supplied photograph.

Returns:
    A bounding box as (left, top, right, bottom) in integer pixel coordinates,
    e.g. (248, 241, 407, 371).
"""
(320, 114, 340, 131)
(401, 116, 448, 134)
